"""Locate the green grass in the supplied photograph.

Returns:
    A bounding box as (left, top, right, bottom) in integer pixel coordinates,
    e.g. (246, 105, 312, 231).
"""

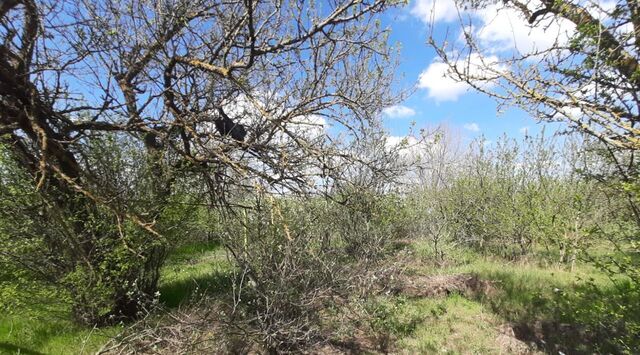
(159, 241, 234, 307)
(397, 239, 639, 353)
(397, 295, 520, 354)
(2, 237, 637, 354)
(0, 304, 121, 354)
(0, 241, 232, 354)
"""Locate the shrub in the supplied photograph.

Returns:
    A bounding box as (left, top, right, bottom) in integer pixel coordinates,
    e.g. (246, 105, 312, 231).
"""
(217, 188, 411, 352)
(0, 136, 192, 325)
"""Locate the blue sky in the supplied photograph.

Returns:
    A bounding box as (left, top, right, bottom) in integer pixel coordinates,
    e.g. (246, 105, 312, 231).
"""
(377, 1, 566, 145)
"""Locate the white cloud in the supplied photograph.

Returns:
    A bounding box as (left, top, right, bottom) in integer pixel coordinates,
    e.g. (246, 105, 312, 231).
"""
(555, 106, 584, 122)
(519, 126, 530, 135)
(288, 114, 327, 139)
(382, 105, 416, 119)
(385, 135, 430, 168)
(411, 0, 460, 23)
(387, 135, 418, 147)
(417, 53, 505, 102)
(590, 0, 618, 19)
(463, 123, 480, 132)
(411, 0, 576, 59)
(418, 61, 469, 102)
(475, 3, 575, 55)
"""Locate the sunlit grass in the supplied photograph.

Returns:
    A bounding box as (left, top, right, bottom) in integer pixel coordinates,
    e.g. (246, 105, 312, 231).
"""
(397, 295, 519, 354)
(0, 305, 121, 354)
(0, 241, 232, 354)
(398, 238, 637, 353)
(1, 237, 636, 354)
(159, 241, 234, 307)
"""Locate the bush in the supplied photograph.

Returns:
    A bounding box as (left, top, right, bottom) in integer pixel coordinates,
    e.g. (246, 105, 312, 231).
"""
(418, 134, 597, 261)
(330, 190, 412, 260)
(216, 187, 411, 352)
(217, 196, 338, 351)
(552, 278, 640, 353)
(0, 136, 194, 325)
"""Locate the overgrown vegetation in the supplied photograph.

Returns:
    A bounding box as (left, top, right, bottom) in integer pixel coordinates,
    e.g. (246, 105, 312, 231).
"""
(3, 129, 638, 354)
(1, 0, 640, 353)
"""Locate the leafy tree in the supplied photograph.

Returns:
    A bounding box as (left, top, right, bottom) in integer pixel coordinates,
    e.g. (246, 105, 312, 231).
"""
(427, 0, 640, 261)
(428, 1, 640, 350)
(0, 0, 403, 324)
(430, 0, 639, 150)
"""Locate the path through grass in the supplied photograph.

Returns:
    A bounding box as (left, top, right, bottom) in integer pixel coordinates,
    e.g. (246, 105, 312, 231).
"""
(1, 239, 634, 354)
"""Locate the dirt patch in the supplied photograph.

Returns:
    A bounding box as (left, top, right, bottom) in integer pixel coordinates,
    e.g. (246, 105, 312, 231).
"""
(312, 330, 384, 355)
(496, 324, 539, 354)
(512, 320, 588, 354)
(391, 273, 497, 298)
(389, 273, 537, 354)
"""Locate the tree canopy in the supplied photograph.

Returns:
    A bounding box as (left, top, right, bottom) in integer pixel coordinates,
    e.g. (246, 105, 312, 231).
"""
(429, 0, 639, 150)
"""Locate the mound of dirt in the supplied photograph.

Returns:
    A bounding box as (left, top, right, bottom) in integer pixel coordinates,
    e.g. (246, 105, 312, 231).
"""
(497, 324, 539, 354)
(392, 273, 496, 298)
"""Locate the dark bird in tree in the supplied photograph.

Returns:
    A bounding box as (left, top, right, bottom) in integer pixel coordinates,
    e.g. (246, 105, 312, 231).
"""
(215, 107, 246, 142)
(143, 132, 164, 150)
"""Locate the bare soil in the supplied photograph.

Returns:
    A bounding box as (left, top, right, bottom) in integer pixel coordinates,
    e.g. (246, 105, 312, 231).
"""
(391, 272, 497, 298)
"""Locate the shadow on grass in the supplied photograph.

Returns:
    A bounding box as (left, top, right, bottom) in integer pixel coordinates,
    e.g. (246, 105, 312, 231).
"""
(159, 240, 235, 307)
(159, 270, 233, 308)
(0, 342, 46, 355)
(475, 268, 640, 354)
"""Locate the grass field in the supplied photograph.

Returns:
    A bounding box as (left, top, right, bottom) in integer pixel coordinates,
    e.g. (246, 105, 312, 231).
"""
(0, 242, 228, 354)
(1, 239, 635, 354)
